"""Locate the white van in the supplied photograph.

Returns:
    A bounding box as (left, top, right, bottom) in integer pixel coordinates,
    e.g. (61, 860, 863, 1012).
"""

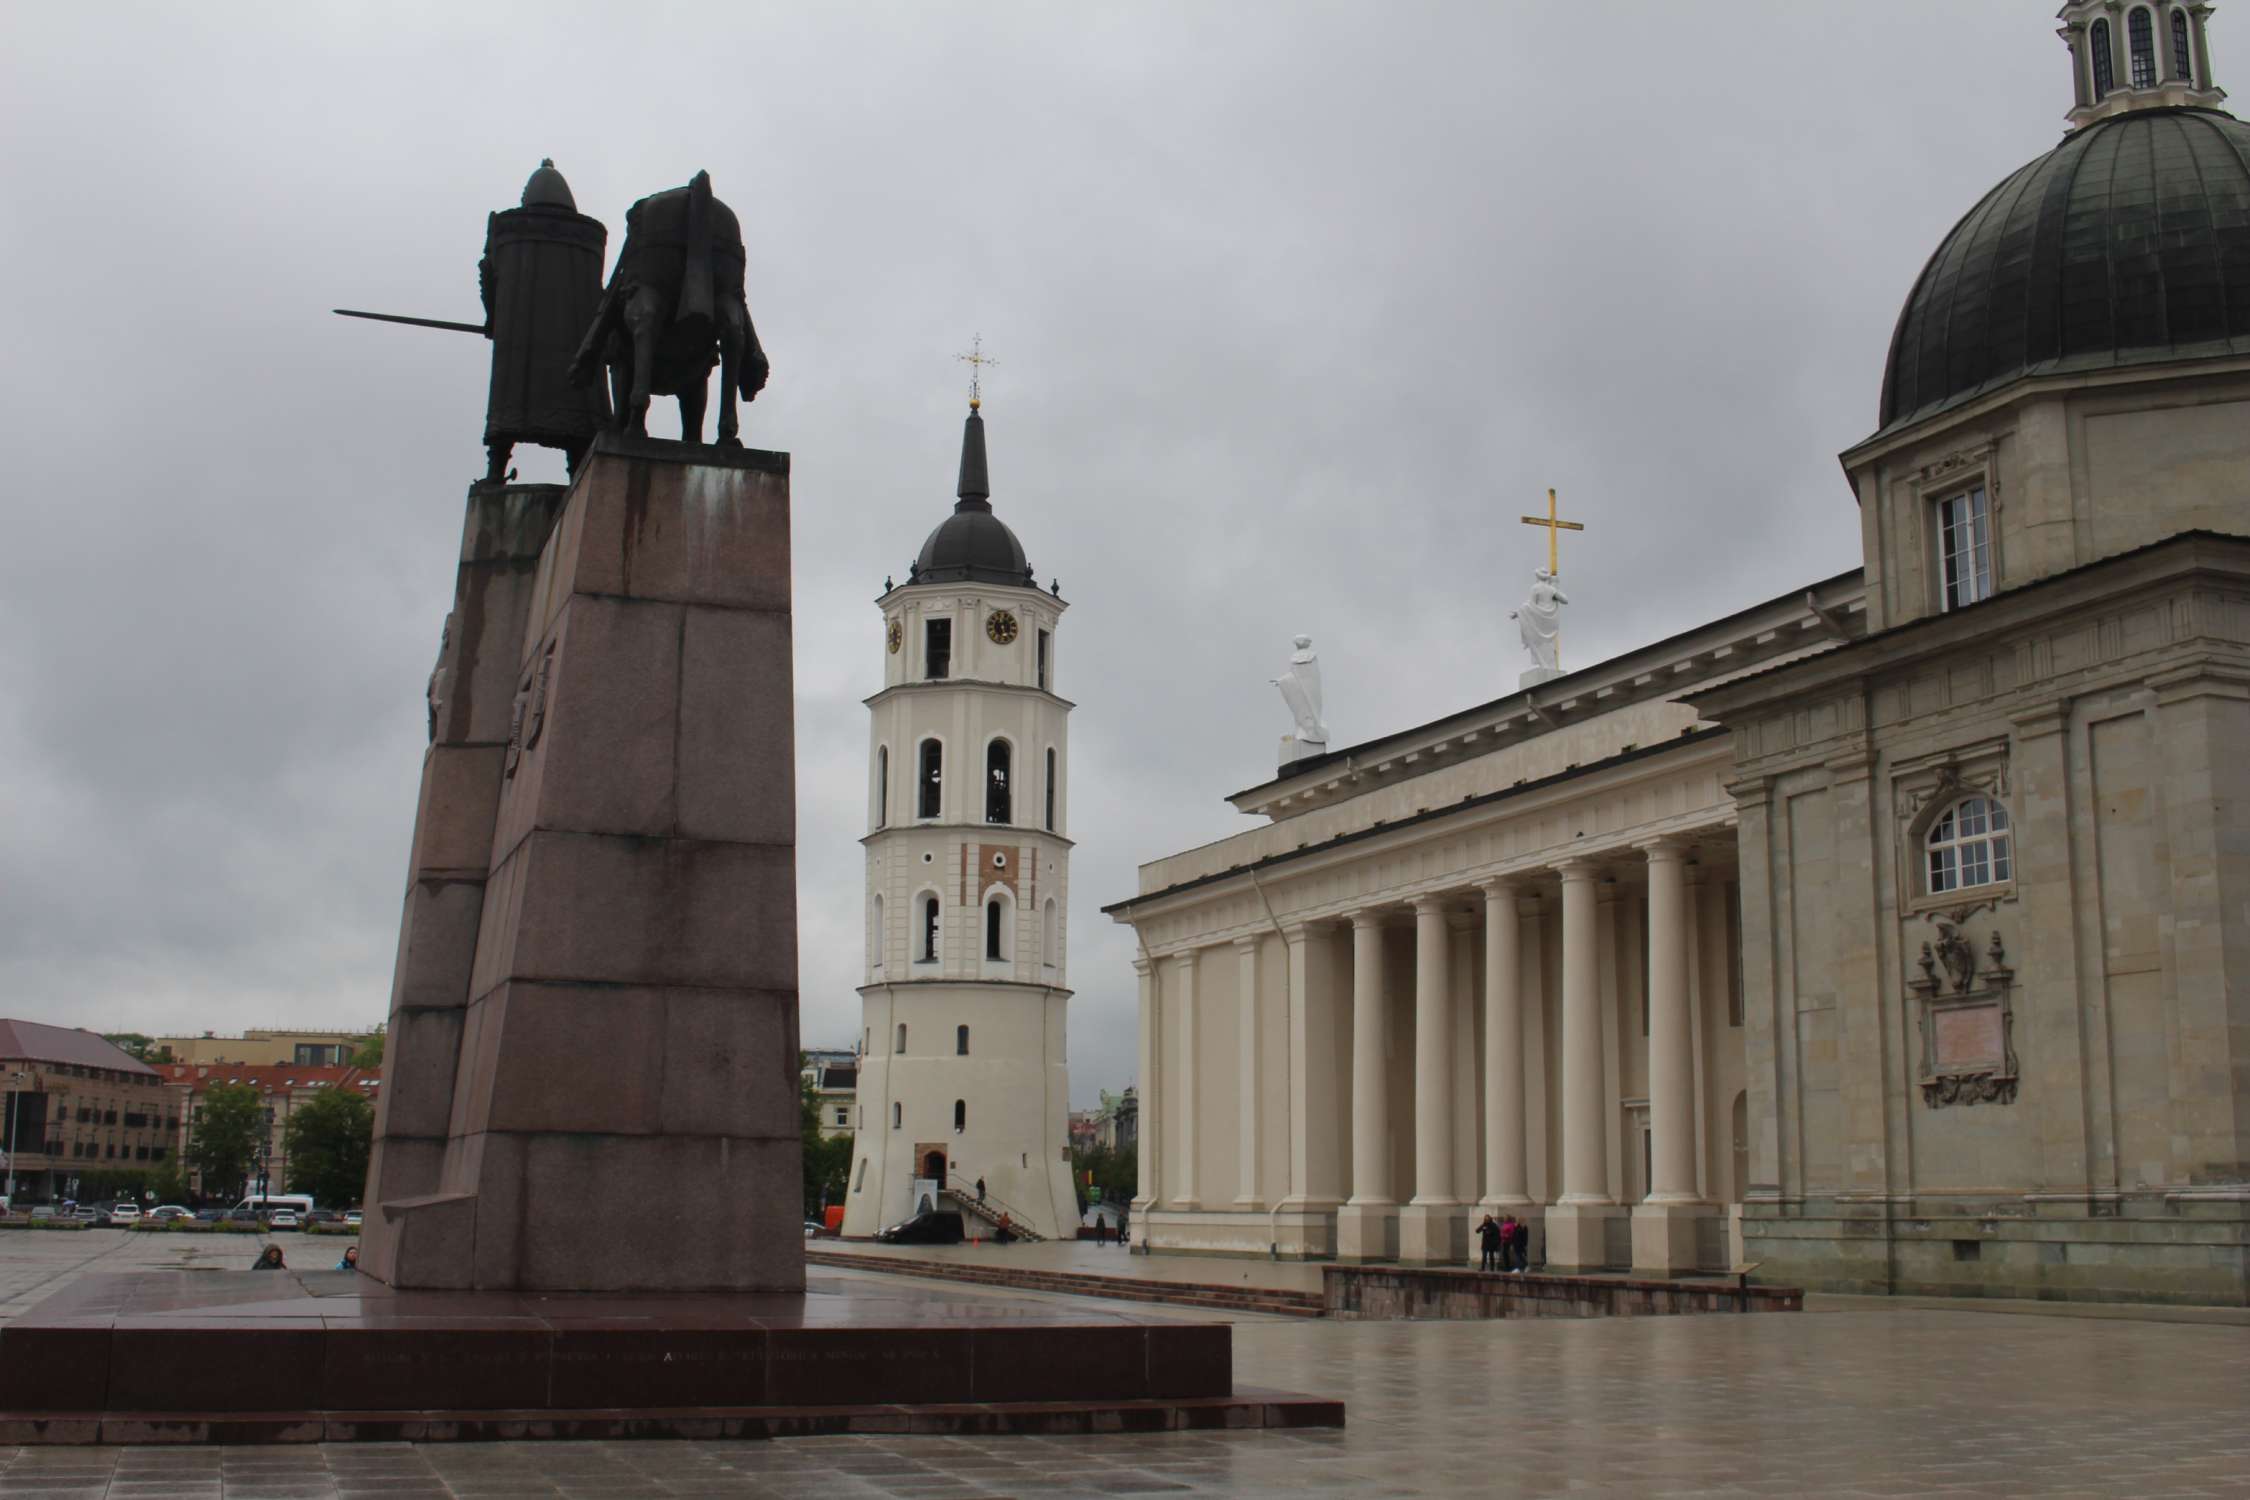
(232, 1194, 315, 1219)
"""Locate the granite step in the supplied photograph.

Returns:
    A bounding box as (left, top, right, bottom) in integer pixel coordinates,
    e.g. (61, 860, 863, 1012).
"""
(807, 1250, 1327, 1317)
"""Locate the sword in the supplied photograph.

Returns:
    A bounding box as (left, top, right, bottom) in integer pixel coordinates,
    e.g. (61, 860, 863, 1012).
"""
(333, 308, 489, 335)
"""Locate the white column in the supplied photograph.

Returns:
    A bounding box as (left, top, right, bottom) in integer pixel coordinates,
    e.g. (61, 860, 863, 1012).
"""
(1478, 878, 1529, 1207)
(1281, 922, 1346, 1250)
(1632, 839, 1710, 1274)
(1645, 842, 1696, 1202)
(1171, 948, 1200, 1210)
(1337, 910, 1394, 1261)
(1547, 857, 1618, 1269)
(1401, 895, 1462, 1264)
(1234, 935, 1262, 1208)
(1131, 957, 1160, 1217)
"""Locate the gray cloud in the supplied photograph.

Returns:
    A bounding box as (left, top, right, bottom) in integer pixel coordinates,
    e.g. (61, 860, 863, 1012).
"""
(1, 3, 2066, 1105)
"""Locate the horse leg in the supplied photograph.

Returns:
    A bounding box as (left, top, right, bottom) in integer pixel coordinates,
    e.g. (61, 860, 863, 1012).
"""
(678, 375, 706, 445)
(714, 301, 743, 446)
(621, 290, 660, 438)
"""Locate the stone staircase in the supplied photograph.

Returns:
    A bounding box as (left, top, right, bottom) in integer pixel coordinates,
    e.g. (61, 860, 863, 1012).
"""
(805, 1249, 1328, 1318)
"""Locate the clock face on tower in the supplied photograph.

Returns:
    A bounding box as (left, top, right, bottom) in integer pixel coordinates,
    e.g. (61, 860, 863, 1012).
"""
(886, 620, 902, 654)
(986, 610, 1019, 645)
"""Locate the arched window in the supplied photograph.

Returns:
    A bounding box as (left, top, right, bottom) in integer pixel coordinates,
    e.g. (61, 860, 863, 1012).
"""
(921, 896, 940, 961)
(2092, 17, 2115, 97)
(1042, 899, 1058, 968)
(1926, 796, 2013, 894)
(2171, 7, 2193, 80)
(869, 893, 885, 971)
(875, 746, 888, 828)
(896, 1022, 908, 1053)
(2129, 7, 2157, 88)
(1045, 748, 1057, 831)
(918, 739, 942, 819)
(953, 1099, 967, 1133)
(892, 1101, 902, 1129)
(985, 896, 1007, 961)
(986, 740, 1012, 824)
(956, 1024, 970, 1056)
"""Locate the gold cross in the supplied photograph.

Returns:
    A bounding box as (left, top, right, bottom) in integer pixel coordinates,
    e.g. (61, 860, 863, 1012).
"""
(956, 335, 998, 410)
(1519, 488, 1584, 576)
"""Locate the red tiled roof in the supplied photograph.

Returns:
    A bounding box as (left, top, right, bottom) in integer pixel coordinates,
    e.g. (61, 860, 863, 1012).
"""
(0, 1019, 159, 1077)
(161, 1062, 381, 1093)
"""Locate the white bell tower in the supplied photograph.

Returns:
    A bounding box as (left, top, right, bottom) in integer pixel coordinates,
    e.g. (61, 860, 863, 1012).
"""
(840, 392, 1079, 1242)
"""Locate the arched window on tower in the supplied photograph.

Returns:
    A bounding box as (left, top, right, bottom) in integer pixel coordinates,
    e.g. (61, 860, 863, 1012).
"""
(2092, 17, 2115, 98)
(1042, 898, 1058, 970)
(892, 1101, 902, 1129)
(918, 739, 942, 819)
(875, 746, 888, 828)
(2171, 7, 2193, 80)
(986, 740, 1012, 824)
(2129, 6, 2157, 88)
(956, 1024, 970, 1056)
(920, 896, 940, 962)
(896, 1022, 908, 1053)
(1045, 748, 1057, 831)
(953, 1099, 966, 1133)
(870, 893, 884, 972)
(985, 896, 1007, 961)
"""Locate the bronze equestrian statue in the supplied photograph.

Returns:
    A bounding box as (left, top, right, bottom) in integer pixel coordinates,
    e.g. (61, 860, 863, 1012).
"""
(569, 170, 769, 444)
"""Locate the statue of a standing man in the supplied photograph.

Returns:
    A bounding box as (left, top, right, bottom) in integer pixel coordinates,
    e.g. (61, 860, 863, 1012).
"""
(1510, 569, 1569, 687)
(1272, 635, 1330, 766)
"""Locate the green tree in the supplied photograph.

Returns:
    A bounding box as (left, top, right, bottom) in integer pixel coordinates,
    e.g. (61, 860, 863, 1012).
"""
(1069, 1141, 1137, 1208)
(350, 1025, 386, 1070)
(101, 1032, 161, 1062)
(283, 1088, 374, 1208)
(145, 1160, 191, 1207)
(801, 1057, 851, 1218)
(187, 1083, 264, 1201)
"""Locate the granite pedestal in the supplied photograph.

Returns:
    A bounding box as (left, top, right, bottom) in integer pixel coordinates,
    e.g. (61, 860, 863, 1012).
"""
(361, 437, 804, 1294)
(0, 1270, 1338, 1443)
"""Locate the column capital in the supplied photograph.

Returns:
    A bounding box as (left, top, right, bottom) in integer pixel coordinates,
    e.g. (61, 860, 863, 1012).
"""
(1633, 834, 1692, 861)
(1553, 856, 1603, 881)
(1232, 933, 1261, 953)
(1348, 907, 1388, 931)
(1171, 947, 1200, 975)
(1474, 875, 1518, 900)
(1724, 775, 1772, 812)
(1409, 892, 1452, 917)
(1130, 957, 1153, 978)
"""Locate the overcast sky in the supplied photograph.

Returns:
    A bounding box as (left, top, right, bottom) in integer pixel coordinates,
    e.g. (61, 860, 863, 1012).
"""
(1, 4, 2074, 1106)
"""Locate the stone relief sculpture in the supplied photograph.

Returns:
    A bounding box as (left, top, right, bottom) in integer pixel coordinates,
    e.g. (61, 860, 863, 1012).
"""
(425, 613, 454, 743)
(1272, 635, 1330, 766)
(1911, 916, 2018, 1108)
(1509, 569, 1569, 685)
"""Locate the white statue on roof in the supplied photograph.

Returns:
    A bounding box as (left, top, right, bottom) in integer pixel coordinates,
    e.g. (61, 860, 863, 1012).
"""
(1511, 569, 1569, 687)
(1272, 634, 1329, 767)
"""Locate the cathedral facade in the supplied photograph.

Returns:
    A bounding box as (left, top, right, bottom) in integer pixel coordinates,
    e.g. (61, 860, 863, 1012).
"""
(1108, 6, 2250, 1303)
(839, 403, 1081, 1243)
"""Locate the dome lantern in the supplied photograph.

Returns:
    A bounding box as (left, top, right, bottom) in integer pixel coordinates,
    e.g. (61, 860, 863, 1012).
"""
(2059, 1, 2226, 128)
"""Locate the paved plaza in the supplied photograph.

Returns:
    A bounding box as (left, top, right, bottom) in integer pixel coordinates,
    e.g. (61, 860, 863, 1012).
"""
(3, 1232, 2248, 1498)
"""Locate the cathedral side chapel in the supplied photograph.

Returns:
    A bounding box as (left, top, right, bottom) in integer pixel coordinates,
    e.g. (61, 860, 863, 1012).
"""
(1107, 7, 2250, 1303)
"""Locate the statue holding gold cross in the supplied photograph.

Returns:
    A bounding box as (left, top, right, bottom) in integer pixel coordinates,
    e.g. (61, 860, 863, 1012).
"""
(1510, 488, 1581, 685)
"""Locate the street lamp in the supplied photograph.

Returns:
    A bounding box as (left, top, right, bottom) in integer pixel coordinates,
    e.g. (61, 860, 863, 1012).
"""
(3, 1070, 28, 1211)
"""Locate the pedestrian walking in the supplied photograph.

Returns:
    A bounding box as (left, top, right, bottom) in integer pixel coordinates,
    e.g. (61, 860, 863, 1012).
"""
(1477, 1213, 1502, 1272)
(1507, 1214, 1530, 1272)
(976, 1176, 987, 1205)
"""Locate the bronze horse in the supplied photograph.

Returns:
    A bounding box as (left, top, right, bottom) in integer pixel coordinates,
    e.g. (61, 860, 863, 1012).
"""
(569, 171, 769, 443)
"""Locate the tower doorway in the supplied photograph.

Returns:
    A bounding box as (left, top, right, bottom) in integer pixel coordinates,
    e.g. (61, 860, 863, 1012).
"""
(918, 1147, 948, 1189)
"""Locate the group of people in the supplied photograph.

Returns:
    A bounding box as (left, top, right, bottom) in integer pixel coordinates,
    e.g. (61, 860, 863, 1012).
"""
(250, 1244, 360, 1272)
(1476, 1212, 1531, 1273)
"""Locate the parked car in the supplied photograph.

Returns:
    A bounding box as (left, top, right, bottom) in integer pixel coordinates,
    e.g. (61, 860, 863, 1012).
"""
(106, 1203, 141, 1226)
(194, 1207, 225, 1222)
(28, 1206, 55, 1220)
(145, 1205, 191, 1223)
(268, 1209, 300, 1229)
(68, 1206, 102, 1223)
(344, 1209, 362, 1226)
(874, 1209, 965, 1246)
(306, 1209, 341, 1225)
(225, 1207, 261, 1224)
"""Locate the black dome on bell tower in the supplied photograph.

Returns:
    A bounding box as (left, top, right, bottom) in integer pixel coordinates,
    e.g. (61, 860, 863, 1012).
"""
(911, 406, 1034, 587)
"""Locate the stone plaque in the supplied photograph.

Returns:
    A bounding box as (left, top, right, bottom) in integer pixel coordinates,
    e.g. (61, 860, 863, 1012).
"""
(1933, 1001, 2005, 1072)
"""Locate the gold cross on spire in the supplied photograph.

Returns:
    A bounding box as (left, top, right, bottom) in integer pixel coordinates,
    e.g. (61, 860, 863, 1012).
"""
(956, 334, 998, 411)
(1520, 487, 1584, 575)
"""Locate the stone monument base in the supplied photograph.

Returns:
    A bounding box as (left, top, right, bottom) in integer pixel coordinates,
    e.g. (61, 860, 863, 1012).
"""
(0, 1270, 1341, 1444)
(1544, 1201, 1622, 1271)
